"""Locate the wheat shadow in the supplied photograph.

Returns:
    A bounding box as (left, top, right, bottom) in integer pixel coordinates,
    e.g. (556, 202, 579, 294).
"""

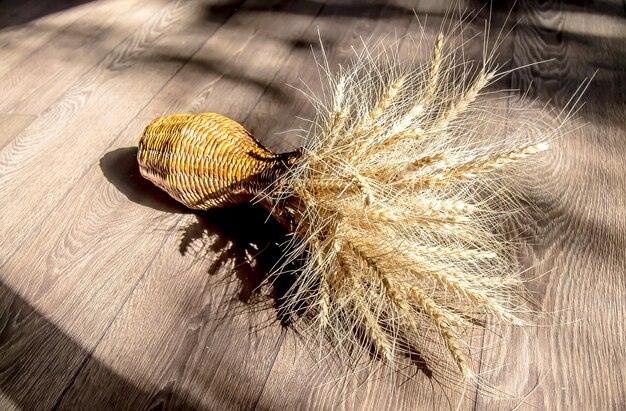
(100, 144, 442, 380)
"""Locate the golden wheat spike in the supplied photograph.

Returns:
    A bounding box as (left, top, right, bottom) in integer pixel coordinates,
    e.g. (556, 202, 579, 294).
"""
(369, 75, 407, 122)
(389, 33, 444, 139)
(407, 285, 470, 377)
(431, 68, 497, 133)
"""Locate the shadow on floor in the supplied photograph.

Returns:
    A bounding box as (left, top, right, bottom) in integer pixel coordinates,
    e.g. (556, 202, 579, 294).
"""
(198, 0, 626, 128)
(0, 280, 203, 410)
(471, 0, 626, 126)
(0, 147, 303, 409)
(0, 0, 94, 30)
(204, 0, 412, 22)
(100, 146, 302, 325)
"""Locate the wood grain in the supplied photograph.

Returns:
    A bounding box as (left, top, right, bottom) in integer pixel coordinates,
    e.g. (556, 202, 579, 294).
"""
(0, 1, 242, 409)
(0, 114, 35, 148)
(475, 1, 626, 410)
(0, 0, 163, 115)
(0, 0, 624, 410)
(137, 0, 325, 120)
(249, 0, 420, 153)
(0, 0, 91, 77)
(0, 0, 229, 265)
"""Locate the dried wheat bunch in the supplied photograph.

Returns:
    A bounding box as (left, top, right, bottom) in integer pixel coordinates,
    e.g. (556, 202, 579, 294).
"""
(259, 32, 561, 383)
(138, 25, 576, 385)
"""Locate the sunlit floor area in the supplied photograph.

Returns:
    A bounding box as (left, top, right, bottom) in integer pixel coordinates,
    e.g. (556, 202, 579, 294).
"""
(0, 0, 624, 409)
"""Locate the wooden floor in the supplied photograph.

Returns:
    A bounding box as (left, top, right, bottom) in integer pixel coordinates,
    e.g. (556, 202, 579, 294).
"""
(1, 0, 625, 409)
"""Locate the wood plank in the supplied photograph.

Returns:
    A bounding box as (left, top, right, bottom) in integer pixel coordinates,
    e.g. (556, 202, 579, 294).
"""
(474, 0, 626, 410)
(0, 114, 35, 148)
(0, 120, 184, 411)
(0, 279, 194, 411)
(0, 0, 91, 77)
(54, 206, 291, 410)
(137, 0, 324, 120)
(246, 0, 420, 153)
(0, 0, 166, 115)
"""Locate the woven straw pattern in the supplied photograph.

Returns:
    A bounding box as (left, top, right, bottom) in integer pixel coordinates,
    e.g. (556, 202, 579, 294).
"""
(137, 112, 298, 209)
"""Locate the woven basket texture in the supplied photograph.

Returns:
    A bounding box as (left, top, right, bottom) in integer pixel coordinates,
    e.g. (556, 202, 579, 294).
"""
(138, 112, 297, 209)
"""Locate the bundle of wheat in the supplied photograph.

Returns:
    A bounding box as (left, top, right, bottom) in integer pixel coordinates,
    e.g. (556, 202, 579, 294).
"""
(137, 25, 575, 383)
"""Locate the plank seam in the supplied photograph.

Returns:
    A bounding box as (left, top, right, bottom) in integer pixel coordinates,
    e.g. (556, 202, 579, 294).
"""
(50, 215, 184, 410)
(0, 1, 155, 117)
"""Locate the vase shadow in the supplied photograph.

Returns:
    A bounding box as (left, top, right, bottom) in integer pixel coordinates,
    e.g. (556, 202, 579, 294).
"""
(100, 146, 301, 326)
